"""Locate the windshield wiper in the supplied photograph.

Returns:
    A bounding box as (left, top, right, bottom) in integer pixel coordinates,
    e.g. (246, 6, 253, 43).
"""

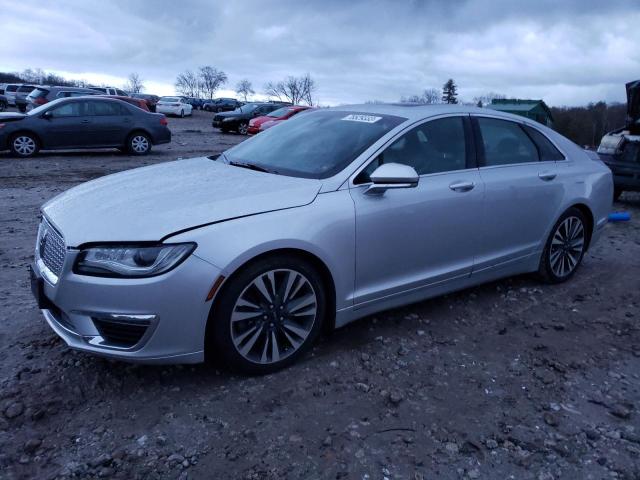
(228, 160, 274, 174)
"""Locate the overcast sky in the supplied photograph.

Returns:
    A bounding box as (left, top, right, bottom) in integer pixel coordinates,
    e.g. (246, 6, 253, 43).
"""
(2, 0, 639, 106)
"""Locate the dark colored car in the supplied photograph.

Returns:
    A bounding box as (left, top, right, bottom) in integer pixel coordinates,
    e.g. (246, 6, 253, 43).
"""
(597, 80, 640, 200)
(0, 97, 171, 158)
(0, 94, 7, 112)
(130, 93, 160, 112)
(15, 85, 38, 112)
(96, 95, 150, 111)
(185, 97, 204, 110)
(203, 97, 242, 112)
(247, 105, 311, 134)
(212, 102, 289, 134)
(25, 86, 101, 110)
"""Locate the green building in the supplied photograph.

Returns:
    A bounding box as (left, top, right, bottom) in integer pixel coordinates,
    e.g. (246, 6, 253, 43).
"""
(488, 99, 554, 127)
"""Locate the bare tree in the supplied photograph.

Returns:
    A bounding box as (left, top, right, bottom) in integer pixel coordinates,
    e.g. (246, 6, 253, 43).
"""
(235, 79, 255, 101)
(473, 92, 507, 107)
(198, 66, 227, 99)
(175, 70, 199, 97)
(264, 73, 316, 105)
(400, 87, 440, 105)
(125, 72, 144, 93)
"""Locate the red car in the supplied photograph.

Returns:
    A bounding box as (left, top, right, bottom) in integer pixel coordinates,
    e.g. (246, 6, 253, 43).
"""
(247, 105, 311, 134)
(97, 95, 150, 111)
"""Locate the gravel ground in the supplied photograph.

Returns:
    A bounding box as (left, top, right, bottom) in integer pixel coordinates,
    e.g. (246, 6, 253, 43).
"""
(1, 109, 639, 480)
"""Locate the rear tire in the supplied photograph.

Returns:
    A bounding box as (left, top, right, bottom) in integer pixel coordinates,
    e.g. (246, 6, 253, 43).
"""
(237, 122, 249, 135)
(10, 133, 39, 158)
(538, 207, 588, 284)
(127, 132, 151, 155)
(0, 101, 6, 112)
(208, 256, 327, 374)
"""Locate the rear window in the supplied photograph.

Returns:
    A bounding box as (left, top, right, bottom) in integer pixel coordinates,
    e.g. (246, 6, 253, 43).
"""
(28, 88, 49, 99)
(6, 85, 18, 92)
(522, 125, 565, 161)
(17, 85, 35, 93)
(160, 97, 180, 102)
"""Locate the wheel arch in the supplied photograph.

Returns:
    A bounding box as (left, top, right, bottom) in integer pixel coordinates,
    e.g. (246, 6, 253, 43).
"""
(8, 129, 43, 149)
(569, 202, 594, 251)
(126, 128, 154, 145)
(204, 247, 338, 355)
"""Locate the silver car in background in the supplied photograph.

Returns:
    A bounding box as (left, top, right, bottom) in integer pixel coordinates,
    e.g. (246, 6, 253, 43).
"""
(30, 104, 612, 373)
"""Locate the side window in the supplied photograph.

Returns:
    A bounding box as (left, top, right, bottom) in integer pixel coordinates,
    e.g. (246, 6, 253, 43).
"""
(49, 102, 83, 118)
(477, 117, 539, 166)
(356, 116, 467, 183)
(88, 101, 123, 116)
(522, 125, 565, 161)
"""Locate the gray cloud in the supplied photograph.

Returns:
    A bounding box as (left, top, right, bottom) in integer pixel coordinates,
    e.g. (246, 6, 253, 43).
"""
(2, 0, 639, 105)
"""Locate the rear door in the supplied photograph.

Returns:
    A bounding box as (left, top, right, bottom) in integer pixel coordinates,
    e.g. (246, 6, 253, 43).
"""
(39, 100, 92, 148)
(85, 100, 132, 146)
(472, 116, 565, 272)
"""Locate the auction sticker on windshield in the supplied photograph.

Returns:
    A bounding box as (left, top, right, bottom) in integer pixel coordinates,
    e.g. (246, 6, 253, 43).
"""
(341, 114, 382, 123)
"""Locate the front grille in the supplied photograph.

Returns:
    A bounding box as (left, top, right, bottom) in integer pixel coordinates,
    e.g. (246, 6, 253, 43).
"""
(213, 115, 222, 122)
(93, 318, 150, 348)
(38, 220, 66, 277)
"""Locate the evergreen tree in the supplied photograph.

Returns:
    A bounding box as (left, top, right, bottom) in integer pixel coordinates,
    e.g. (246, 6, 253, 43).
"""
(442, 79, 458, 104)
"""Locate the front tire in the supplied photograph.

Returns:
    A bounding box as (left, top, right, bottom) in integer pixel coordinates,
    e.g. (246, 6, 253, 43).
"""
(208, 256, 327, 374)
(179, 109, 184, 118)
(538, 208, 587, 284)
(0, 101, 6, 112)
(10, 133, 39, 158)
(127, 132, 151, 155)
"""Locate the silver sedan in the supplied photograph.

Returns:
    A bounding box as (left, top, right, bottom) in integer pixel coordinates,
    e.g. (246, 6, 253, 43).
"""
(31, 104, 613, 373)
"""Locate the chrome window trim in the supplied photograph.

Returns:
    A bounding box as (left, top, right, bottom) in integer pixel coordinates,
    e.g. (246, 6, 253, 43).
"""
(348, 113, 472, 187)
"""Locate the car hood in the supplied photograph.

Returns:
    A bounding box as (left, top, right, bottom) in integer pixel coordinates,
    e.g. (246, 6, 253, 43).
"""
(627, 80, 640, 125)
(0, 112, 26, 122)
(42, 157, 322, 247)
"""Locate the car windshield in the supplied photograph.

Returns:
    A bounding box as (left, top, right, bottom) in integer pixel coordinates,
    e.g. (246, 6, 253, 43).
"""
(27, 98, 66, 116)
(160, 97, 180, 102)
(267, 107, 294, 118)
(234, 104, 259, 113)
(224, 110, 406, 179)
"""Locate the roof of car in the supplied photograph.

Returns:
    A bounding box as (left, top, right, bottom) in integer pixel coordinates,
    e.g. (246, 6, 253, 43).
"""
(328, 103, 528, 122)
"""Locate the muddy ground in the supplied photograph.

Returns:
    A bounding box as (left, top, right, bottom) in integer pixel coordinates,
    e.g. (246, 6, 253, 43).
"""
(0, 109, 639, 480)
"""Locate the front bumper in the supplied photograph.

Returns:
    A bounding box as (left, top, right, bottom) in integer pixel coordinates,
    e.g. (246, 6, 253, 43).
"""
(31, 249, 221, 364)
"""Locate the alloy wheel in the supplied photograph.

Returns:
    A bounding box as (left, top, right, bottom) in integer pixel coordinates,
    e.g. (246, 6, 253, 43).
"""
(238, 123, 248, 135)
(549, 216, 584, 278)
(13, 136, 36, 156)
(131, 135, 149, 153)
(230, 269, 318, 365)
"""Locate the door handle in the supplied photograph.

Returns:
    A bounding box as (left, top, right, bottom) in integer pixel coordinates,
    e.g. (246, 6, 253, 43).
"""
(80, 120, 90, 124)
(449, 181, 475, 192)
(538, 171, 556, 181)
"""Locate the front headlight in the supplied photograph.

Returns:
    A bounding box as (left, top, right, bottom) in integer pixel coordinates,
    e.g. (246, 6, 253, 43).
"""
(74, 243, 196, 278)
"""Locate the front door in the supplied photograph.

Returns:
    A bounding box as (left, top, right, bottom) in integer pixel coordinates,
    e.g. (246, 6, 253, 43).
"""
(39, 100, 91, 148)
(349, 115, 484, 306)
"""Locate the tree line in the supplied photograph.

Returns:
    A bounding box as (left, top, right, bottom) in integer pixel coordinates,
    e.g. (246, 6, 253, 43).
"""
(0, 69, 628, 146)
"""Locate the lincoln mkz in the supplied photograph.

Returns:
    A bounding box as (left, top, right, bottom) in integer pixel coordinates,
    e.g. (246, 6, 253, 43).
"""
(30, 104, 612, 373)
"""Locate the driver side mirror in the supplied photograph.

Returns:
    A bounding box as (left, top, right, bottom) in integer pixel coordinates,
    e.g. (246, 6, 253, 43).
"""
(365, 163, 419, 195)
(42, 111, 53, 120)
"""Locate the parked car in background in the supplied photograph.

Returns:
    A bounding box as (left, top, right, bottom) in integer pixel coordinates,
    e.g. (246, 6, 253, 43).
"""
(203, 98, 242, 112)
(96, 95, 150, 111)
(186, 97, 204, 110)
(0, 97, 170, 158)
(15, 84, 38, 112)
(29, 104, 612, 373)
(90, 86, 129, 96)
(3, 84, 20, 105)
(597, 80, 640, 200)
(25, 86, 101, 110)
(212, 102, 289, 134)
(131, 93, 160, 112)
(156, 96, 193, 117)
(0, 84, 6, 95)
(247, 105, 312, 134)
(0, 94, 7, 111)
